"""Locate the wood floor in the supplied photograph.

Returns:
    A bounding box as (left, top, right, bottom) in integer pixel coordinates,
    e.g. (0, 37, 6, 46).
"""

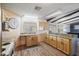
(13, 42, 66, 56)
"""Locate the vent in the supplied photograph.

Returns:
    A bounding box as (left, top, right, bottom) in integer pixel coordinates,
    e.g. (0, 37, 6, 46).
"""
(35, 6, 42, 11)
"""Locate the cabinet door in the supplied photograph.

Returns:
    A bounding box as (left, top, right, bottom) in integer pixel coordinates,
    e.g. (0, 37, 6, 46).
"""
(44, 35, 47, 43)
(63, 38, 70, 54)
(46, 36, 50, 44)
(32, 36, 38, 45)
(20, 36, 26, 46)
(15, 37, 21, 48)
(49, 36, 54, 46)
(52, 36, 57, 48)
(57, 37, 61, 50)
(60, 38, 64, 51)
(26, 36, 32, 47)
(57, 37, 64, 51)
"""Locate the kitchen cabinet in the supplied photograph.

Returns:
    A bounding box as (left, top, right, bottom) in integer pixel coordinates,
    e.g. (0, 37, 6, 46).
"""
(57, 37, 71, 55)
(32, 36, 38, 45)
(63, 38, 70, 54)
(46, 36, 51, 44)
(38, 33, 47, 43)
(15, 35, 38, 50)
(46, 35, 57, 48)
(57, 37, 62, 50)
(52, 36, 57, 48)
(26, 35, 38, 46)
(57, 37, 64, 51)
(15, 37, 21, 48)
(20, 36, 26, 46)
(26, 36, 32, 47)
(44, 34, 71, 55)
(49, 36, 53, 46)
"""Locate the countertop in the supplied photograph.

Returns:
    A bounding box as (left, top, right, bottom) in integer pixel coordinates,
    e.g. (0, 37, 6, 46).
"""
(49, 33, 73, 39)
(20, 33, 37, 36)
(20, 30, 48, 36)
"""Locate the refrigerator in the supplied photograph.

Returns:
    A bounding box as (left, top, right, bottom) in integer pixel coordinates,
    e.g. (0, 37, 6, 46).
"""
(64, 23, 79, 55)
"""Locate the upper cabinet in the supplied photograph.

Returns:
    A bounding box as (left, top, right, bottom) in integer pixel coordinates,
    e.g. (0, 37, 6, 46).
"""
(39, 20, 48, 31)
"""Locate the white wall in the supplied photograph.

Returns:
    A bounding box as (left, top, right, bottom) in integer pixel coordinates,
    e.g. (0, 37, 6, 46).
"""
(2, 17, 21, 42)
(0, 3, 1, 55)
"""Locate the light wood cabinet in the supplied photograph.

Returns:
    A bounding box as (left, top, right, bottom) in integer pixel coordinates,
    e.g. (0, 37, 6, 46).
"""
(44, 35, 71, 55)
(49, 36, 53, 46)
(20, 36, 26, 46)
(15, 37, 21, 48)
(52, 36, 57, 48)
(46, 36, 51, 44)
(26, 36, 32, 47)
(32, 36, 38, 45)
(57, 37, 71, 55)
(57, 37, 62, 50)
(63, 38, 70, 54)
(59, 37, 64, 51)
(15, 35, 38, 50)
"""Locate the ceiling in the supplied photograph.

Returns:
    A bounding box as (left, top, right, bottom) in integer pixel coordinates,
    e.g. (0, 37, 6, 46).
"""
(2, 3, 79, 18)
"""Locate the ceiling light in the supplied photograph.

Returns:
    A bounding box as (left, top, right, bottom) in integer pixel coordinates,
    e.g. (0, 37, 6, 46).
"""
(46, 10, 62, 19)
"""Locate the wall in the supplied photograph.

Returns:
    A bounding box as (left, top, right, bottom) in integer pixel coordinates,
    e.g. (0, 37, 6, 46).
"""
(2, 8, 21, 43)
(0, 3, 1, 56)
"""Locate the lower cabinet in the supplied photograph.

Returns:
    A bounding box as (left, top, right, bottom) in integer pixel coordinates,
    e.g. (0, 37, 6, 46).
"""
(32, 36, 38, 45)
(20, 36, 26, 46)
(52, 36, 57, 48)
(26, 36, 32, 47)
(63, 38, 70, 54)
(44, 35, 71, 55)
(15, 37, 21, 48)
(15, 35, 38, 50)
(57, 37, 61, 50)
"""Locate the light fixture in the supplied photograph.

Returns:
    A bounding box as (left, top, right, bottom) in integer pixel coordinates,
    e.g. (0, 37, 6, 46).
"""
(45, 10, 62, 19)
